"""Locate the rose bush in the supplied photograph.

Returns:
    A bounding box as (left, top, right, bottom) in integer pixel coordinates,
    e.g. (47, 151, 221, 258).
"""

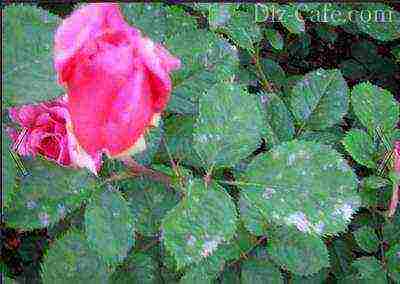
(54, 3, 180, 171)
(3, 3, 400, 283)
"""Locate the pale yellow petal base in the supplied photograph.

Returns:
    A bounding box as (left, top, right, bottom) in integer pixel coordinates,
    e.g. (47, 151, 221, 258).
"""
(110, 112, 161, 159)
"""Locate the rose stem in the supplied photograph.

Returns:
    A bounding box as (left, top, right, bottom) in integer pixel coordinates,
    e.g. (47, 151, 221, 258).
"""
(120, 156, 172, 186)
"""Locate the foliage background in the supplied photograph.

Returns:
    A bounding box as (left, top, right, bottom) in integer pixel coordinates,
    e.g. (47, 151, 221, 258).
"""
(1, 2, 400, 283)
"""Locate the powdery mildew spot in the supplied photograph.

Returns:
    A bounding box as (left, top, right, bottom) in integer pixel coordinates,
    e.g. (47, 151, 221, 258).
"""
(26, 200, 37, 209)
(334, 202, 355, 222)
(201, 235, 223, 258)
(38, 212, 50, 227)
(285, 211, 311, 233)
(262, 187, 276, 199)
(186, 235, 196, 247)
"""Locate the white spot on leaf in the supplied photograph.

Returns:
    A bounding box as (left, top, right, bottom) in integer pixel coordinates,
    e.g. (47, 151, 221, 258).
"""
(186, 235, 196, 247)
(38, 212, 50, 227)
(262, 187, 276, 199)
(26, 200, 37, 209)
(201, 236, 223, 258)
(285, 212, 311, 233)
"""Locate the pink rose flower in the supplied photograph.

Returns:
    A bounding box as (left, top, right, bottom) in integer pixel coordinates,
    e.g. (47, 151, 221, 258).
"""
(53, 3, 181, 168)
(7, 96, 102, 173)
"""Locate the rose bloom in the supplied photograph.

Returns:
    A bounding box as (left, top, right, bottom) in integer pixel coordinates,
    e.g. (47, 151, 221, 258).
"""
(7, 96, 102, 171)
(53, 3, 180, 171)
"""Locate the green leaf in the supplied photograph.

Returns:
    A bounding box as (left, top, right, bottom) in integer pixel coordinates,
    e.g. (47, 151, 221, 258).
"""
(383, 210, 400, 247)
(166, 30, 239, 115)
(121, 3, 196, 43)
(41, 230, 108, 284)
(362, 176, 390, 189)
(264, 28, 284, 50)
(239, 140, 360, 236)
(207, 4, 237, 28)
(266, 226, 330, 276)
(288, 34, 311, 59)
(241, 259, 284, 284)
(328, 238, 354, 278)
(351, 82, 399, 135)
(84, 187, 135, 265)
(291, 268, 330, 283)
(218, 266, 240, 284)
(260, 92, 295, 146)
(386, 244, 400, 282)
(280, 5, 305, 34)
(222, 11, 262, 54)
(132, 118, 163, 166)
(109, 252, 159, 284)
(351, 40, 378, 65)
(355, 4, 400, 42)
(162, 179, 237, 269)
(239, 192, 269, 236)
(353, 226, 380, 253)
(260, 59, 287, 89)
(161, 115, 203, 167)
(360, 176, 390, 207)
(342, 129, 376, 169)
(299, 127, 344, 151)
(122, 177, 180, 237)
(193, 83, 264, 169)
(340, 59, 368, 81)
(3, 5, 63, 107)
(392, 45, 400, 63)
(314, 25, 338, 44)
(290, 69, 349, 131)
(180, 242, 239, 284)
(349, 257, 387, 283)
(2, 127, 17, 207)
(5, 157, 94, 229)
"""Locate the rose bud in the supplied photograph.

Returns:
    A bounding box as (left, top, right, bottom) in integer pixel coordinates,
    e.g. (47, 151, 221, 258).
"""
(54, 3, 181, 171)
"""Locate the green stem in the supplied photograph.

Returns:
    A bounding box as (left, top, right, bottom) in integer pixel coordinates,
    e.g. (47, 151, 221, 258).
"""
(254, 47, 274, 93)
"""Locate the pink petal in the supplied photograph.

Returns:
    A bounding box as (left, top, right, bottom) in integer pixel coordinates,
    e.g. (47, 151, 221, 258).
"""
(54, 3, 180, 162)
(54, 3, 136, 85)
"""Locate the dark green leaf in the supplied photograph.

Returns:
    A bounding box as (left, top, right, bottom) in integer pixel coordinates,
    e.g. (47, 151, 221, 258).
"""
(351, 82, 399, 135)
(109, 253, 159, 284)
(290, 69, 349, 131)
(267, 226, 330, 276)
(3, 5, 63, 107)
(264, 28, 284, 50)
(194, 83, 263, 169)
(162, 179, 237, 269)
(342, 129, 376, 169)
(241, 259, 283, 284)
(240, 140, 360, 236)
(5, 157, 95, 229)
(280, 5, 305, 34)
(386, 244, 400, 282)
(40, 230, 108, 284)
(2, 127, 17, 207)
(355, 4, 400, 42)
(84, 187, 135, 265)
(260, 93, 295, 147)
(123, 177, 179, 237)
(353, 226, 379, 253)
